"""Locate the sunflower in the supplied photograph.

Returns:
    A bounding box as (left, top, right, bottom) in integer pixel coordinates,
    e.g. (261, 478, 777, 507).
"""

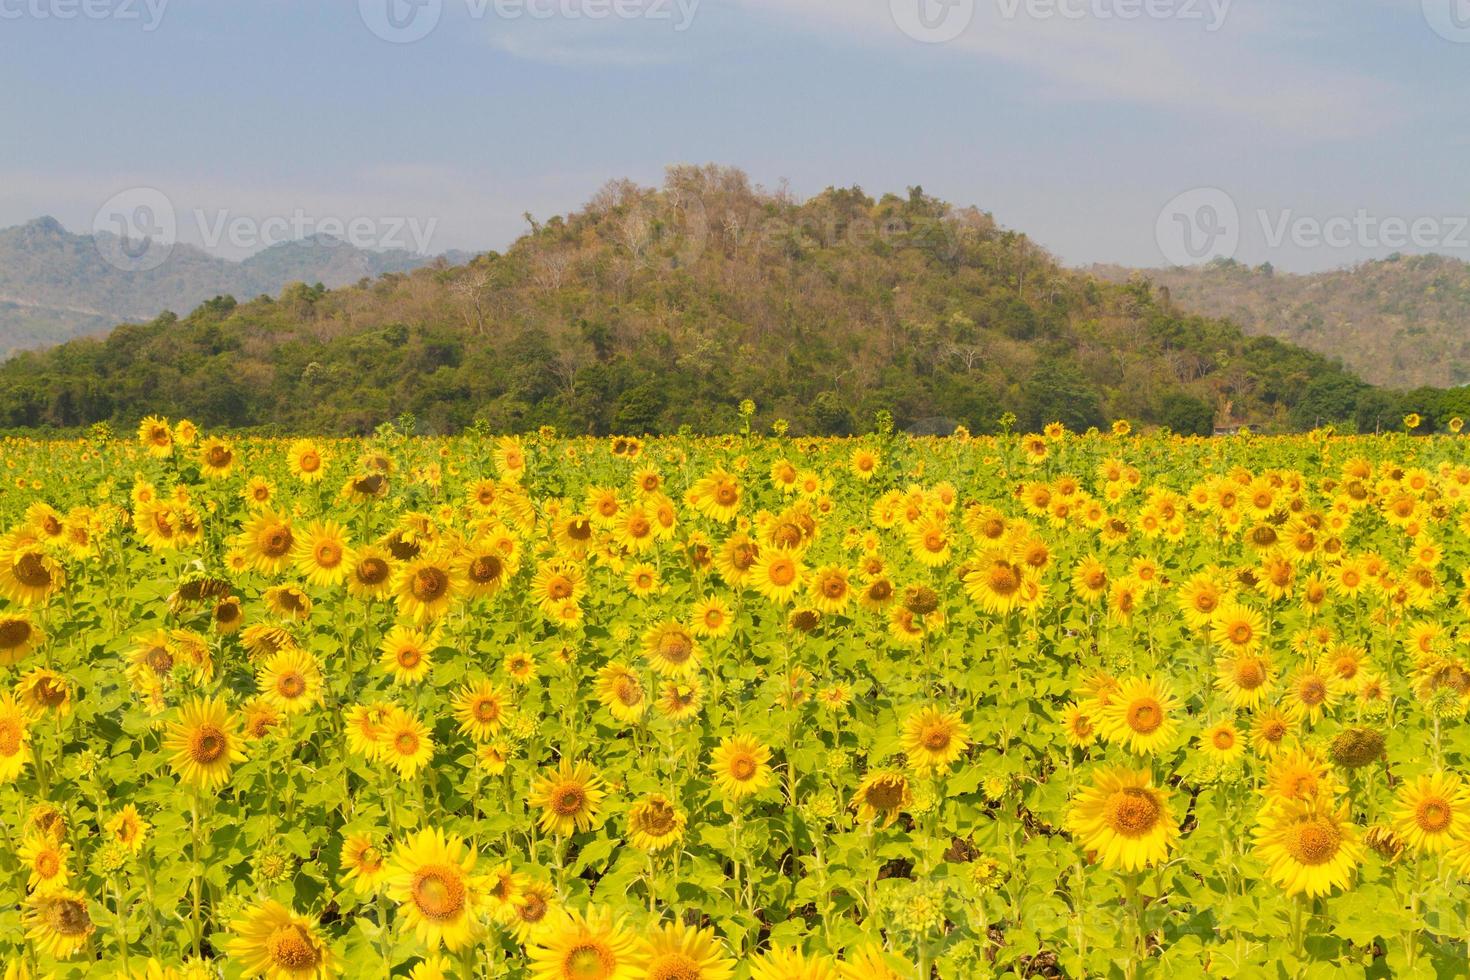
(1098, 676, 1180, 756)
(0, 695, 32, 783)
(1283, 663, 1342, 726)
(1198, 720, 1244, 764)
(197, 436, 236, 479)
(748, 947, 840, 980)
(23, 889, 93, 959)
(380, 624, 435, 685)
(287, 438, 328, 483)
(963, 556, 1029, 615)
(507, 879, 559, 943)
(1210, 601, 1265, 655)
(528, 907, 639, 980)
(642, 621, 700, 677)
(753, 549, 805, 605)
(626, 793, 687, 852)
(0, 545, 62, 606)
(0, 612, 42, 666)
(1251, 707, 1296, 757)
(657, 679, 703, 722)
(225, 899, 335, 979)
(257, 648, 324, 715)
(807, 565, 854, 615)
(458, 541, 512, 599)
(165, 696, 246, 790)
(1254, 799, 1363, 897)
(900, 706, 970, 772)
(1066, 767, 1178, 871)
(1215, 653, 1274, 710)
(340, 833, 390, 896)
(239, 510, 297, 577)
(1263, 748, 1335, 805)
(690, 596, 733, 639)
(382, 710, 434, 779)
(850, 771, 912, 828)
(710, 735, 774, 801)
(453, 679, 509, 740)
(387, 829, 487, 952)
(687, 469, 742, 523)
(138, 415, 173, 457)
(264, 584, 313, 621)
(1062, 702, 1098, 748)
(344, 703, 393, 760)
(712, 532, 759, 586)
(529, 760, 605, 837)
(105, 803, 151, 855)
(19, 833, 70, 891)
(1392, 771, 1470, 855)
(394, 553, 460, 623)
(290, 520, 351, 589)
(595, 663, 648, 724)
(636, 920, 735, 980)
(346, 545, 395, 599)
(531, 561, 584, 615)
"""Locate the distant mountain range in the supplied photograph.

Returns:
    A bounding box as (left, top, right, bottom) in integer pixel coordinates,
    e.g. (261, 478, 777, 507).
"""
(0, 216, 471, 357)
(1090, 255, 1470, 389)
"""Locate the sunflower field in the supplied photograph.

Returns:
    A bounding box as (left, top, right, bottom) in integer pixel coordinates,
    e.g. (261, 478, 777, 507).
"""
(3, 416, 1470, 979)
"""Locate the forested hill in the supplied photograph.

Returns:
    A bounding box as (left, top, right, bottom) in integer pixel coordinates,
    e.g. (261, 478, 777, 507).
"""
(0, 166, 1383, 436)
(1092, 255, 1470, 390)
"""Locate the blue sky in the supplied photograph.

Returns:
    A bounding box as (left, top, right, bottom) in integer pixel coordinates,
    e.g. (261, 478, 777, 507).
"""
(1, 0, 1466, 272)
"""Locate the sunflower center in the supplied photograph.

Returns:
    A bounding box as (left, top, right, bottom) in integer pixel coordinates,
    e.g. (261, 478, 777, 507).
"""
(1417, 798, 1453, 833)
(768, 561, 795, 586)
(45, 897, 90, 935)
(394, 732, 420, 755)
(553, 786, 586, 815)
(298, 452, 321, 473)
(35, 852, 59, 877)
(865, 778, 905, 810)
(470, 556, 502, 583)
(822, 576, 846, 598)
(637, 801, 678, 835)
(278, 673, 306, 699)
(412, 567, 449, 602)
(1105, 787, 1162, 837)
(730, 754, 758, 780)
(262, 527, 293, 558)
(647, 954, 703, 980)
(1212, 729, 1235, 750)
(14, 553, 51, 588)
(548, 576, 574, 599)
(207, 446, 231, 467)
(315, 542, 342, 567)
(1286, 820, 1341, 865)
(0, 720, 25, 755)
(988, 565, 1019, 593)
(267, 924, 320, 969)
(566, 943, 617, 980)
(474, 698, 501, 722)
(518, 892, 548, 924)
(1126, 699, 1163, 734)
(1228, 623, 1252, 645)
(357, 558, 390, 585)
(569, 519, 592, 540)
(922, 727, 952, 751)
(1234, 660, 1265, 689)
(397, 648, 422, 669)
(0, 619, 31, 648)
(191, 726, 226, 764)
(411, 866, 466, 921)
(1297, 678, 1326, 706)
(658, 634, 692, 665)
(614, 678, 642, 706)
(715, 485, 738, 506)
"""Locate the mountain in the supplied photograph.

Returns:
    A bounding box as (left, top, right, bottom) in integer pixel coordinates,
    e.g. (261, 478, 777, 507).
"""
(0, 166, 1417, 436)
(1090, 255, 1470, 389)
(0, 217, 456, 357)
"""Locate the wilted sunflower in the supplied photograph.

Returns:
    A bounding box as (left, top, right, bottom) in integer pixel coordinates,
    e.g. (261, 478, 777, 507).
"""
(1067, 767, 1178, 871)
(528, 760, 606, 836)
(901, 706, 971, 772)
(710, 735, 774, 801)
(225, 899, 335, 979)
(387, 829, 487, 951)
(165, 696, 247, 790)
(1254, 799, 1363, 897)
(23, 889, 93, 959)
(636, 921, 736, 980)
(850, 771, 912, 828)
(626, 793, 687, 852)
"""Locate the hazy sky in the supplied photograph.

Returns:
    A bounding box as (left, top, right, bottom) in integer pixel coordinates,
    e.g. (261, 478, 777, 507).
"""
(2, 0, 1466, 272)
